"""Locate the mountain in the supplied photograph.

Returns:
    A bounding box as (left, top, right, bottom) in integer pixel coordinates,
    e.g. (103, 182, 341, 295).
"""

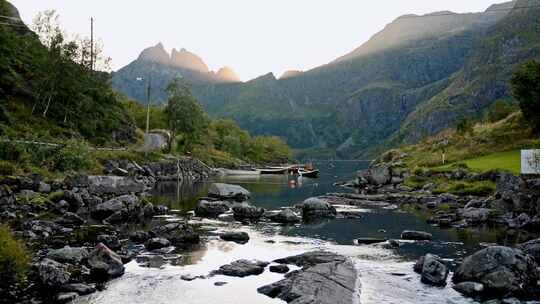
(280, 70, 303, 79)
(111, 43, 239, 103)
(113, 0, 540, 158)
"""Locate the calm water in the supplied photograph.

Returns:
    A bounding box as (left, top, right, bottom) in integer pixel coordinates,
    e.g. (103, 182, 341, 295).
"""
(77, 161, 524, 304)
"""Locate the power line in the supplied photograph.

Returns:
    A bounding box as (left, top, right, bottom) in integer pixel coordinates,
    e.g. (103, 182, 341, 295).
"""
(399, 4, 540, 19)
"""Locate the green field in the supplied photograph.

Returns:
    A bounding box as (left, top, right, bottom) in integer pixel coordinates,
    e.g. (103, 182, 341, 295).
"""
(440, 150, 521, 174)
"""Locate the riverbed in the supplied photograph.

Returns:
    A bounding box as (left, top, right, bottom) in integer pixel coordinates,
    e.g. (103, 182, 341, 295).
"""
(76, 161, 516, 304)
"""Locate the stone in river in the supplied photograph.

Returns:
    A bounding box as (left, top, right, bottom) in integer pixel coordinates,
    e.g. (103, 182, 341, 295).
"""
(266, 208, 301, 224)
(269, 264, 290, 274)
(401, 230, 432, 241)
(219, 231, 250, 244)
(274, 250, 347, 267)
(297, 197, 337, 219)
(87, 243, 125, 279)
(194, 200, 230, 217)
(37, 258, 71, 288)
(208, 183, 250, 201)
(258, 252, 360, 304)
(213, 259, 269, 277)
(232, 203, 265, 220)
(355, 237, 387, 245)
(453, 282, 484, 297)
(145, 237, 171, 251)
(452, 246, 538, 296)
(414, 254, 449, 286)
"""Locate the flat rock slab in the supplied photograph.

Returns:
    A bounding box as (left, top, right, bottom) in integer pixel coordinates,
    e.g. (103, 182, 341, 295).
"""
(212, 259, 269, 277)
(274, 250, 348, 267)
(258, 252, 360, 304)
(208, 183, 250, 201)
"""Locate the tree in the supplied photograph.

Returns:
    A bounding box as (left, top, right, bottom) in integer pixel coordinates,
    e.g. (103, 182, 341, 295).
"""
(511, 60, 540, 131)
(165, 77, 208, 152)
(456, 118, 474, 136)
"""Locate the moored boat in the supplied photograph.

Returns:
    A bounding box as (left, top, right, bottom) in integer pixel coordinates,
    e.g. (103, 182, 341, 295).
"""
(299, 169, 320, 178)
(217, 168, 261, 176)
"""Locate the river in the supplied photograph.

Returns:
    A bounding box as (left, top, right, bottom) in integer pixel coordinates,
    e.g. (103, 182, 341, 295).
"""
(76, 161, 518, 304)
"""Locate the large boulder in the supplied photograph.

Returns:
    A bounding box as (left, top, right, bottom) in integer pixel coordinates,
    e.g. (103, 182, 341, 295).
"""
(258, 252, 360, 304)
(274, 251, 348, 267)
(208, 183, 250, 201)
(212, 259, 269, 277)
(194, 200, 230, 217)
(266, 209, 301, 224)
(86, 243, 125, 279)
(460, 208, 492, 223)
(298, 197, 337, 219)
(38, 259, 71, 288)
(145, 237, 171, 251)
(414, 254, 449, 286)
(518, 238, 540, 263)
(494, 173, 528, 212)
(232, 203, 265, 221)
(357, 164, 392, 186)
(47, 246, 89, 264)
(90, 194, 140, 221)
(453, 246, 539, 296)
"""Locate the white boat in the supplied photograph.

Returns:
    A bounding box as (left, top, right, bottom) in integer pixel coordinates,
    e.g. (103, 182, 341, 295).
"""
(217, 168, 261, 176)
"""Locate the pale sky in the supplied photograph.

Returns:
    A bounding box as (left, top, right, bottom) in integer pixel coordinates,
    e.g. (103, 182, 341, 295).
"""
(12, 0, 503, 81)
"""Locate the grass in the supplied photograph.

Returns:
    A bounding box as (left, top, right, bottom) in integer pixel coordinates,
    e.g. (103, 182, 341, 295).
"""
(461, 150, 520, 174)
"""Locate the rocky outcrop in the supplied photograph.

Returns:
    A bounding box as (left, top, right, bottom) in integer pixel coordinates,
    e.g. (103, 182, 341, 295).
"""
(208, 183, 250, 201)
(453, 246, 539, 297)
(213, 259, 269, 277)
(258, 251, 360, 304)
(357, 164, 392, 186)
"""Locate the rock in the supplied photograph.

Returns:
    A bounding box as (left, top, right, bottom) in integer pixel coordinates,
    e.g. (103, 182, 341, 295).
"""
(55, 292, 78, 303)
(258, 254, 360, 304)
(38, 258, 71, 288)
(180, 274, 199, 281)
(495, 173, 527, 212)
(274, 251, 347, 267)
(298, 197, 337, 219)
(56, 212, 85, 226)
(460, 208, 492, 223)
(358, 164, 392, 185)
(269, 265, 290, 273)
(414, 254, 449, 286)
(401, 230, 432, 241)
(194, 200, 230, 217)
(355, 238, 387, 245)
(145, 237, 171, 251)
(86, 176, 146, 195)
(38, 182, 51, 193)
(453, 246, 538, 296)
(61, 283, 96, 295)
(47, 246, 89, 264)
(266, 209, 301, 224)
(91, 194, 140, 220)
(232, 203, 265, 220)
(96, 235, 122, 251)
(453, 281, 484, 297)
(518, 238, 540, 263)
(213, 259, 268, 277)
(62, 190, 84, 212)
(220, 231, 249, 244)
(214, 281, 228, 286)
(129, 230, 150, 243)
(208, 183, 250, 201)
(87, 243, 125, 279)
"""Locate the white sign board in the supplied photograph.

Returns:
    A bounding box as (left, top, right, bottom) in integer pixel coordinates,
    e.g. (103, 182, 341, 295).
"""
(521, 149, 540, 175)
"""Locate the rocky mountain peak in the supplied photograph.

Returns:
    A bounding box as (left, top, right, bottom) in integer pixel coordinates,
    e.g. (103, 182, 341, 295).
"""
(216, 66, 241, 83)
(170, 48, 210, 73)
(138, 42, 170, 64)
(280, 70, 303, 79)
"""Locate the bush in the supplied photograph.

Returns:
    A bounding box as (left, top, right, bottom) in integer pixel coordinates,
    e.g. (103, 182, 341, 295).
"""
(0, 160, 16, 176)
(0, 225, 30, 291)
(456, 118, 474, 135)
(53, 139, 94, 172)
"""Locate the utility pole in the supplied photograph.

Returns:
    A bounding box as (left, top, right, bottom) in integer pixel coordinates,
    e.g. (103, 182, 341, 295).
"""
(90, 17, 94, 71)
(146, 76, 152, 135)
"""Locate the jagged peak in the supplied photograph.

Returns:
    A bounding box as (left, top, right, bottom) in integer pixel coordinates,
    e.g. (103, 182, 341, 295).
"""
(280, 70, 303, 79)
(170, 47, 210, 73)
(138, 42, 170, 64)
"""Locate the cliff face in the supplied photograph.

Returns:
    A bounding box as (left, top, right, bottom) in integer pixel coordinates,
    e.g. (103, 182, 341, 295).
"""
(113, 1, 540, 158)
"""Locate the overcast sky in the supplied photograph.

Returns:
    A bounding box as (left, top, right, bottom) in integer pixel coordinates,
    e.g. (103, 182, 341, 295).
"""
(12, 0, 502, 80)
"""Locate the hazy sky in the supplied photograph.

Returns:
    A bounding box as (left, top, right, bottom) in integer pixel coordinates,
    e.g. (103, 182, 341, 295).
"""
(12, 0, 501, 80)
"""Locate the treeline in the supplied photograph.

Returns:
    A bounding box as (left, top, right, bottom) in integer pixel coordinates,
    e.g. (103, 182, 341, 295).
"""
(121, 81, 292, 166)
(0, 4, 135, 145)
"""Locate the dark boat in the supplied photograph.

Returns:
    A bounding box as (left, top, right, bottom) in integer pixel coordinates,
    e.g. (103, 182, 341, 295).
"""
(299, 169, 320, 178)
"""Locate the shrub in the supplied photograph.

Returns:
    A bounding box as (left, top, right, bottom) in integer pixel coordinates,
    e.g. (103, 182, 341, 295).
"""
(53, 139, 94, 172)
(456, 118, 474, 136)
(0, 225, 30, 291)
(0, 160, 16, 176)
